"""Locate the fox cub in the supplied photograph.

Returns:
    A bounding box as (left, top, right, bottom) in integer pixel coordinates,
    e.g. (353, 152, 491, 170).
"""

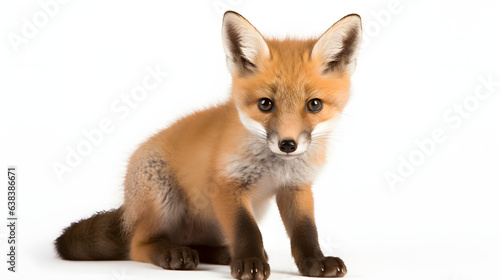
(55, 11, 362, 279)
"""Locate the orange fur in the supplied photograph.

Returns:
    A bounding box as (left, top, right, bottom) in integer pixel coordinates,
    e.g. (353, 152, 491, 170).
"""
(233, 38, 352, 141)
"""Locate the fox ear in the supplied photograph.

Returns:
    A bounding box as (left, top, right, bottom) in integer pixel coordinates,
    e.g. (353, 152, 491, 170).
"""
(312, 14, 362, 75)
(222, 11, 270, 76)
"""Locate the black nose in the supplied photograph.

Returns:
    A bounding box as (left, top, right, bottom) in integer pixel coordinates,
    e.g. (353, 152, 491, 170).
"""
(279, 139, 297, 153)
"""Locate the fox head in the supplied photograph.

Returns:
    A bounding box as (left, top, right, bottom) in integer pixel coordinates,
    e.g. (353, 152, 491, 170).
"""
(222, 11, 362, 160)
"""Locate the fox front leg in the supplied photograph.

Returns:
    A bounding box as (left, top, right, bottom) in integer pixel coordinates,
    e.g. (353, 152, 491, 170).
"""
(212, 183, 270, 280)
(276, 185, 347, 277)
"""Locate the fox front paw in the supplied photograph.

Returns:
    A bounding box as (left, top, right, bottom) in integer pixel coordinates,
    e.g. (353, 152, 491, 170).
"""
(298, 256, 347, 277)
(231, 257, 270, 280)
(156, 247, 199, 270)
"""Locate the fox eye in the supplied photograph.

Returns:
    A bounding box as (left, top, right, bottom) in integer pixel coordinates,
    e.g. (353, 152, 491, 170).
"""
(258, 98, 273, 112)
(307, 99, 323, 113)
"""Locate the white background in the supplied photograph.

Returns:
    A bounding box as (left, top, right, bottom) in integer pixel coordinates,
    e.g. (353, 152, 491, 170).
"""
(1, 0, 499, 279)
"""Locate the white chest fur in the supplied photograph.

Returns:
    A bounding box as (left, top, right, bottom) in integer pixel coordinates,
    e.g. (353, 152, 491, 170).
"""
(224, 137, 322, 219)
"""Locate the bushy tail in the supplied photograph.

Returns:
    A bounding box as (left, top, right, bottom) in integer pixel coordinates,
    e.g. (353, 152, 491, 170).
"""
(55, 207, 129, 260)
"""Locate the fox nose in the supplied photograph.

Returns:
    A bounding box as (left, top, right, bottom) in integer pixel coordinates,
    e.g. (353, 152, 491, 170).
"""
(279, 139, 297, 153)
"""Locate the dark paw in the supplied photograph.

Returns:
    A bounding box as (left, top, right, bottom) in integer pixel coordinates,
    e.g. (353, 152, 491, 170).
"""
(231, 257, 270, 280)
(157, 247, 199, 270)
(298, 256, 347, 277)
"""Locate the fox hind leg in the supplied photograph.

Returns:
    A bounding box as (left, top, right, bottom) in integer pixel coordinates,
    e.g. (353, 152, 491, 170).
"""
(129, 226, 200, 270)
(125, 153, 230, 269)
(125, 154, 200, 270)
